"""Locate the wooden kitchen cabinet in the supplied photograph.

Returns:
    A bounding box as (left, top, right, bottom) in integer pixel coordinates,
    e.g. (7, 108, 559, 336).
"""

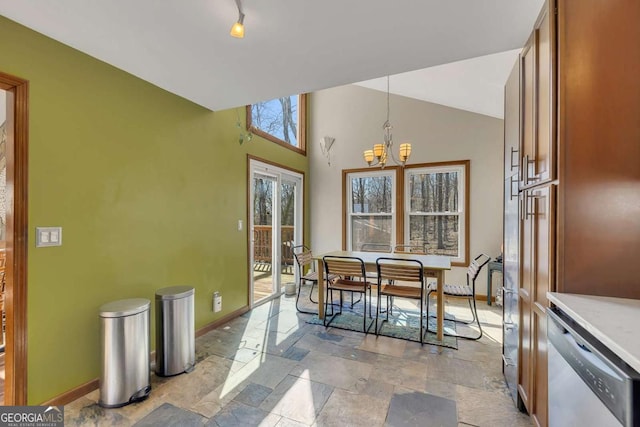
(556, 0, 640, 299)
(512, 1, 556, 425)
(520, 2, 555, 190)
(519, 184, 556, 426)
(508, 0, 640, 426)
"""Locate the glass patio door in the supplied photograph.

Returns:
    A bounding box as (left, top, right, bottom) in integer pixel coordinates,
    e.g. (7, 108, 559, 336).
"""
(249, 160, 302, 307)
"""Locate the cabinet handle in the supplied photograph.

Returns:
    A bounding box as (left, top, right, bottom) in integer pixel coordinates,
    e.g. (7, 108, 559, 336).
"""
(502, 354, 516, 367)
(502, 286, 515, 295)
(525, 193, 542, 219)
(523, 154, 538, 185)
(510, 147, 519, 171)
(509, 176, 518, 201)
(519, 192, 526, 221)
(522, 191, 534, 219)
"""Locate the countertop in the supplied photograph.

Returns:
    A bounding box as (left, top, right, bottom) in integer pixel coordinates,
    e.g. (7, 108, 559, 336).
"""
(547, 292, 640, 373)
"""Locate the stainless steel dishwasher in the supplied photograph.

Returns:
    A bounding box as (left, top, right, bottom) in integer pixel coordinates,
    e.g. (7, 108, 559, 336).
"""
(547, 307, 640, 426)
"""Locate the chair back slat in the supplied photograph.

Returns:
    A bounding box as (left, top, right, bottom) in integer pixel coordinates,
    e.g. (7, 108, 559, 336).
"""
(295, 250, 313, 267)
(323, 256, 366, 279)
(466, 254, 491, 287)
(293, 245, 315, 277)
(376, 257, 424, 283)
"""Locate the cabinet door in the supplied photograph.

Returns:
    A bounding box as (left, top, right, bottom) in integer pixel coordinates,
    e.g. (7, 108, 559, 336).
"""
(503, 175, 520, 405)
(530, 184, 555, 427)
(557, 0, 640, 298)
(532, 310, 548, 427)
(518, 190, 533, 412)
(534, 3, 555, 184)
(521, 0, 556, 189)
(520, 32, 536, 189)
(504, 57, 521, 180)
(519, 183, 556, 421)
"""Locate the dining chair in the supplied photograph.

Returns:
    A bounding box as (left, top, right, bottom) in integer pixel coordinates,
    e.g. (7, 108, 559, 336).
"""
(360, 242, 391, 279)
(360, 243, 393, 310)
(322, 255, 375, 333)
(375, 257, 427, 344)
(426, 253, 491, 340)
(292, 245, 337, 315)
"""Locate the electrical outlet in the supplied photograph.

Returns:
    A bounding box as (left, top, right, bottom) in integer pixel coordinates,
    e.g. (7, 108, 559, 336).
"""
(214, 292, 222, 313)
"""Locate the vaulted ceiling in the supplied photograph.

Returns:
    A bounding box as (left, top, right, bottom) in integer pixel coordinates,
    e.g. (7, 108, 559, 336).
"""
(0, 1, 543, 116)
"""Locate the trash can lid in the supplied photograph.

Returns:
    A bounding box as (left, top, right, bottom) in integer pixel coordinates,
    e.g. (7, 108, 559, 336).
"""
(155, 285, 195, 300)
(99, 298, 150, 318)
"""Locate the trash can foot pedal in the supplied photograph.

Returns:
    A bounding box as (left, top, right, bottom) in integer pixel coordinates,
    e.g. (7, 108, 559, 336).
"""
(129, 385, 151, 404)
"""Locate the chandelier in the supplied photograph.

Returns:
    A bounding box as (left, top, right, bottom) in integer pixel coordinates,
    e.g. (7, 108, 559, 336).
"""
(363, 76, 412, 168)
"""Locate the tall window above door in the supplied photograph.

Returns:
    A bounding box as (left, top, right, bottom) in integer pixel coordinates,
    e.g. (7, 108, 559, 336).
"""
(247, 94, 307, 154)
(344, 169, 396, 251)
(404, 161, 469, 266)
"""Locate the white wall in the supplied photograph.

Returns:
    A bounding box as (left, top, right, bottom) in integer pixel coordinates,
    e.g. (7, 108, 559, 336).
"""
(308, 84, 504, 297)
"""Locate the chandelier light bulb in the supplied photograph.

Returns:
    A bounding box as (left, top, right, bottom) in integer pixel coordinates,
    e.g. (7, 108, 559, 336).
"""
(362, 76, 413, 168)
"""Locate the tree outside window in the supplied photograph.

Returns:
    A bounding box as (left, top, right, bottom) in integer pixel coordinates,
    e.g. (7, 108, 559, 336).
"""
(405, 161, 469, 265)
(247, 94, 306, 154)
(346, 171, 395, 251)
(341, 161, 469, 266)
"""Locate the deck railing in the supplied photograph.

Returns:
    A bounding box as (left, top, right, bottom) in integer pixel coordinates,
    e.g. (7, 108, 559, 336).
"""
(253, 225, 295, 265)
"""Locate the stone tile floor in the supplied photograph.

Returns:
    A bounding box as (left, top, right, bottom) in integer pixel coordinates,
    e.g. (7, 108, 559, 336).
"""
(65, 294, 532, 426)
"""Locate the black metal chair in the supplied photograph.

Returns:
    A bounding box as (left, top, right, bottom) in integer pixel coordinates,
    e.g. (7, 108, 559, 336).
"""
(426, 253, 491, 340)
(376, 257, 427, 344)
(360, 243, 393, 311)
(323, 255, 375, 333)
(292, 245, 337, 315)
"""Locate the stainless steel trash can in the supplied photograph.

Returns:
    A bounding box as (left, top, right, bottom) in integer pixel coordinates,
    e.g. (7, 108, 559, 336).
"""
(99, 298, 151, 408)
(155, 286, 195, 376)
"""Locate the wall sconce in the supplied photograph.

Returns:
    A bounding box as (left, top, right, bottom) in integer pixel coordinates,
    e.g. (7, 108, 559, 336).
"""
(320, 136, 335, 166)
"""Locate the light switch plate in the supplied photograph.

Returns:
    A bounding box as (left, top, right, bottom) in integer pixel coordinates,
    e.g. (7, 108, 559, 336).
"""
(36, 227, 62, 247)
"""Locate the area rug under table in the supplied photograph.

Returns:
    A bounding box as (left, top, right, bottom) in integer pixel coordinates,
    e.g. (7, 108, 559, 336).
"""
(306, 305, 458, 349)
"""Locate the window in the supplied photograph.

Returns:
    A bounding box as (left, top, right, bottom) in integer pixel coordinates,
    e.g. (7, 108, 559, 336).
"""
(247, 94, 306, 154)
(345, 170, 396, 251)
(405, 161, 469, 265)
(341, 161, 470, 265)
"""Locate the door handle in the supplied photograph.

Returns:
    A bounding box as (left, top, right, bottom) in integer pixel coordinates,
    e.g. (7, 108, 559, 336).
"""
(502, 286, 515, 295)
(504, 321, 516, 331)
(502, 354, 516, 367)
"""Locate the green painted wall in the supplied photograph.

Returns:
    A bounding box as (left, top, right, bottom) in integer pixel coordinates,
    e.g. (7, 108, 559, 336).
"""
(0, 16, 310, 404)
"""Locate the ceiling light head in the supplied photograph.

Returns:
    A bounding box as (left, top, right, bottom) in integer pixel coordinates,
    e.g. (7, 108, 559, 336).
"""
(230, 11, 245, 38)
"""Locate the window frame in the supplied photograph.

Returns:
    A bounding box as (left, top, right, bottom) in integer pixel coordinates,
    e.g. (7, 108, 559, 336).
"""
(342, 167, 400, 251)
(246, 94, 307, 155)
(404, 160, 470, 266)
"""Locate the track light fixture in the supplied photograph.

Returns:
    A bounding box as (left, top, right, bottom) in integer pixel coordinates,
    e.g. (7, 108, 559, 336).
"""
(230, 0, 245, 38)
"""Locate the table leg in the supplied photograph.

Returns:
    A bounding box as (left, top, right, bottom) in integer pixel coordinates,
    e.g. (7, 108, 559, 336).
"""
(487, 268, 492, 306)
(436, 270, 444, 342)
(317, 259, 325, 319)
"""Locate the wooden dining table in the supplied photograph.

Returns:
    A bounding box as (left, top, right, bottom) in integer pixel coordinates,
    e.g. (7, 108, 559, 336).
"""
(314, 250, 452, 342)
